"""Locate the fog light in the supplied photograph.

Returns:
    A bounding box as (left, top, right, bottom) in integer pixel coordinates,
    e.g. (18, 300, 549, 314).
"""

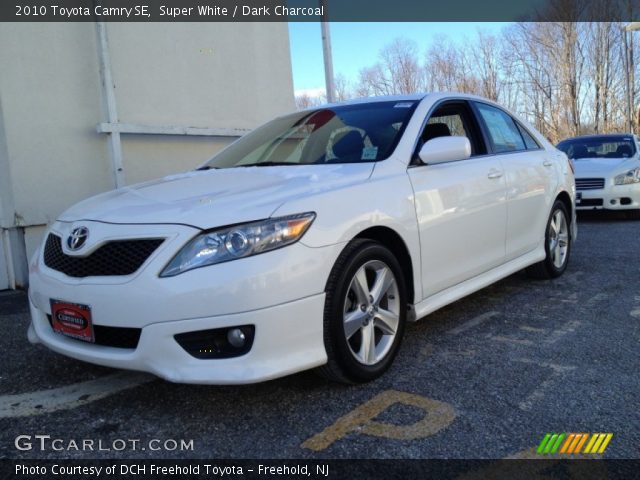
(610, 199, 617, 205)
(174, 325, 255, 359)
(227, 328, 246, 348)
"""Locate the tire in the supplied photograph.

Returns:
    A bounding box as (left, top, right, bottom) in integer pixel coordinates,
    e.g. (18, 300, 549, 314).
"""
(318, 239, 407, 384)
(526, 200, 571, 279)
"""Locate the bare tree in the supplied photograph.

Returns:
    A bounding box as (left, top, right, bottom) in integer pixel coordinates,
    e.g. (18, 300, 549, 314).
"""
(425, 36, 473, 93)
(586, 21, 621, 133)
(333, 73, 351, 101)
(357, 38, 424, 96)
(469, 31, 501, 101)
(295, 93, 324, 110)
(331, 18, 639, 139)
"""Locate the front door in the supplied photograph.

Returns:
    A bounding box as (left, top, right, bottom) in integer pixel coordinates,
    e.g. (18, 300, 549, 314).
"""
(407, 100, 507, 298)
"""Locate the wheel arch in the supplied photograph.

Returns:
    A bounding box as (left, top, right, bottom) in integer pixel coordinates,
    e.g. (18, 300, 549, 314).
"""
(351, 226, 416, 305)
(556, 190, 573, 221)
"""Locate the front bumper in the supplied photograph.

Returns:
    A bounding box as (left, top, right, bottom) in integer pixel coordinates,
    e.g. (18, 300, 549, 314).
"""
(576, 183, 640, 211)
(28, 220, 344, 383)
(29, 293, 327, 384)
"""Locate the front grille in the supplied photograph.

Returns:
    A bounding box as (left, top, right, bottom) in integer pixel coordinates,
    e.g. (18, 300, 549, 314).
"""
(575, 178, 605, 190)
(578, 198, 603, 207)
(47, 315, 141, 349)
(43, 234, 163, 278)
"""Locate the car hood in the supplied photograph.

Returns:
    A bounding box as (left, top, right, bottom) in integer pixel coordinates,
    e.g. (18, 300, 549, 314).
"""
(573, 157, 638, 177)
(59, 164, 374, 229)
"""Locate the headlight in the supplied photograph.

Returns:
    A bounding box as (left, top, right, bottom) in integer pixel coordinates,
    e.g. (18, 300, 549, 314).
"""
(160, 212, 316, 277)
(614, 168, 640, 185)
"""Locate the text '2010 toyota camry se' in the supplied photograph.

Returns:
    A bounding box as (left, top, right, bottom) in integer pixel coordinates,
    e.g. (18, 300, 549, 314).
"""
(28, 93, 576, 384)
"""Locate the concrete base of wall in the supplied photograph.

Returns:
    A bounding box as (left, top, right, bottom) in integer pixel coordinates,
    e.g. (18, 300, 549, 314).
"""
(24, 225, 46, 266)
(1, 227, 29, 290)
(0, 234, 9, 290)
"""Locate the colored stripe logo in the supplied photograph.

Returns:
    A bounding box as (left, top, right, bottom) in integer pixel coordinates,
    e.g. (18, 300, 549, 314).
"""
(537, 433, 613, 454)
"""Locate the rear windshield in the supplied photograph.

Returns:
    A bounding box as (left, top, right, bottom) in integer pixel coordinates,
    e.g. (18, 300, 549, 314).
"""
(205, 101, 418, 168)
(557, 136, 637, 159)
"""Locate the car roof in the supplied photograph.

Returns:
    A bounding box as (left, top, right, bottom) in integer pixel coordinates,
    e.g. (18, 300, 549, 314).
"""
(306, 92, 507, 110)
(316, 93, 427, 109)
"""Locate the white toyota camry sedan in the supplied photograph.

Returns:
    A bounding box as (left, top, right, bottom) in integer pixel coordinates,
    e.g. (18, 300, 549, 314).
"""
(28, 93, 576, 384)
(556, 134, 640, 218)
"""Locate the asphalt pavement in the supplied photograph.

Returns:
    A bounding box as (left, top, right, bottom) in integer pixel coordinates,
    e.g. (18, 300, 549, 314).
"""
(1, 211, 638, 460)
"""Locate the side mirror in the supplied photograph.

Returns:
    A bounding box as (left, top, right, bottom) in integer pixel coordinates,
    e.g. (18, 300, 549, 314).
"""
(418, 136, 471, 165)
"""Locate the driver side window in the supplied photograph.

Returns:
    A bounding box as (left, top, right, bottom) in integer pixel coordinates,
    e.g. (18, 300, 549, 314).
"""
(417, 102, 486, 161)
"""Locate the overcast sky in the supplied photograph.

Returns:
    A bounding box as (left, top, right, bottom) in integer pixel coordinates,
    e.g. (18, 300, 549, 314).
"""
(288, 22, 511, 97)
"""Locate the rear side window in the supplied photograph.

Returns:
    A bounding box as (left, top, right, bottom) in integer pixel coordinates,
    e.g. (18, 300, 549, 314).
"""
(516, 123, 541, 150)
(475, 103, 526, 153)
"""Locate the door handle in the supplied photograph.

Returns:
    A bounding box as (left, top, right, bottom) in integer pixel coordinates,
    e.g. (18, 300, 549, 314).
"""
(543, 160, 553, 167)
(487, 169, 503, 179)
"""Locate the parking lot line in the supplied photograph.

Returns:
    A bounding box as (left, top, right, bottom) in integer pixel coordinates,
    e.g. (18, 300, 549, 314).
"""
(544, 319, 581, 344)
(515, 359, 576, 411)
(448, 311, 500, 335)
(0, 372, 154, 418)
(489, 335, 534, 346)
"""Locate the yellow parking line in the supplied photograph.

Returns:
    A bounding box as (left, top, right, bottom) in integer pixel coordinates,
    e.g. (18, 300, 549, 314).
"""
(301, 390, 455, 451)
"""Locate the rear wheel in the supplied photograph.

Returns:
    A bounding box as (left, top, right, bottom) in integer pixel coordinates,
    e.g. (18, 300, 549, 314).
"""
(527, 200, 571, 279)
(318, 239, 407, 384)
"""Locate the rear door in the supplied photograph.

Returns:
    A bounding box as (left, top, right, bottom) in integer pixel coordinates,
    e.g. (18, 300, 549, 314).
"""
(472, 102, 555, 261)
(408, 100, 507, 298)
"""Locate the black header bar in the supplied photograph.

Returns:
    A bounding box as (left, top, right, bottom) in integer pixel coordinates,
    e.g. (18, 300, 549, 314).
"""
(2, 0, 640, 22)
(3, 459, 640, 479)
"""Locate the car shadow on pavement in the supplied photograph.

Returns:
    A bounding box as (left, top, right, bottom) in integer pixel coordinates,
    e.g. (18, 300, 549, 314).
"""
(577, 210, 638, 223)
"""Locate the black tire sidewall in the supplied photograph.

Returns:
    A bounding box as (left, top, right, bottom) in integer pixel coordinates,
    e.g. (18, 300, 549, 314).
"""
(325, 242, 407, 382)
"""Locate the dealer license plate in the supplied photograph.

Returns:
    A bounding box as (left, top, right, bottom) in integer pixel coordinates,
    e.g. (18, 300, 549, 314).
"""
(50, 299, 95, 343)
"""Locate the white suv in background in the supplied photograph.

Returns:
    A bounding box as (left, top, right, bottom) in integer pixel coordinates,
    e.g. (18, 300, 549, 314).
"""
(28, 93, 576, 384)
(557, 134, 640, 219)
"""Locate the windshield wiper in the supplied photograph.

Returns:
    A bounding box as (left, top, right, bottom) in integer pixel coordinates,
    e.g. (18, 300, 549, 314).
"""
(195, 165, 218, 171)
(234, 162, 299, 167)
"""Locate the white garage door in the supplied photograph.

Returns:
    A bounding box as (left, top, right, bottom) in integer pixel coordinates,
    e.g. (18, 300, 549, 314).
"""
(0, 235, 9, 290)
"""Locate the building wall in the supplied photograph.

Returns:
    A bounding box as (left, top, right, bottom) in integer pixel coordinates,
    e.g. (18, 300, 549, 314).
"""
(0, 234, 9, 290)
(0, 22, 295, 289)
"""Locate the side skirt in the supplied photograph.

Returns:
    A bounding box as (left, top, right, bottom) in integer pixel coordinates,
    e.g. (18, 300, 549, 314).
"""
(408, 247, 545, 322)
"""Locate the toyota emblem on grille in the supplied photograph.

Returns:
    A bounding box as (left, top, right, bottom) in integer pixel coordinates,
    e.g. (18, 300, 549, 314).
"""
(67, 227, 89, 251)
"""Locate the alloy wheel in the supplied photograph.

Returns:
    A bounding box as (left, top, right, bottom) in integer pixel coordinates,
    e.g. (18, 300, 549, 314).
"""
(549, 209, 569, 269)
(342, 260, 400, 365)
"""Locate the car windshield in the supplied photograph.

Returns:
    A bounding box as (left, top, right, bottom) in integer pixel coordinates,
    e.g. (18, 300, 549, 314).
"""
(557, 136, 637, 159)
(203, 101, 418, 168)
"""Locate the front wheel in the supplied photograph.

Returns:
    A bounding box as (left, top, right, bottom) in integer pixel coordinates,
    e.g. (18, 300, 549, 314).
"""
(318, 239, 407, 384)
(527, 200, 571, 279)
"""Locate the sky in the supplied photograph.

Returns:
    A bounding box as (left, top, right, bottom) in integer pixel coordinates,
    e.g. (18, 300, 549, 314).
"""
(288, 22, 511, 97)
